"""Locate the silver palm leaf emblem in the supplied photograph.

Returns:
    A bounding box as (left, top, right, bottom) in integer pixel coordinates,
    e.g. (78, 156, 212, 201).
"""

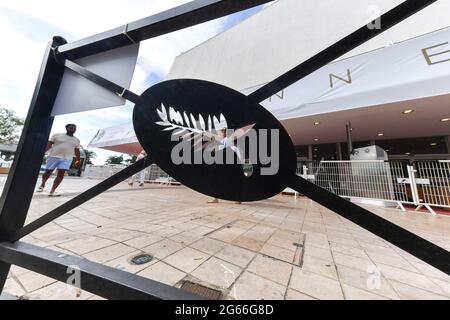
(155, 104, 255, 170)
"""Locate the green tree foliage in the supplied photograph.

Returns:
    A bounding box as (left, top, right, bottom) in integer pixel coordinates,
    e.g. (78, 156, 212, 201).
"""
(105, 155, 124, 165)
(124, 155, 137, 164)
(0, 106, 24, 144)
(84, 149, 97, 165)
(0, 106, 24, 161)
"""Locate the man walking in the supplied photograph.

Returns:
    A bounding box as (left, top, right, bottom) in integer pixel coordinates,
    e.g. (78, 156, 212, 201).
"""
(37, 124, 81, 196)
(207, 128, 242, 204)
(128, 150, 147, 187)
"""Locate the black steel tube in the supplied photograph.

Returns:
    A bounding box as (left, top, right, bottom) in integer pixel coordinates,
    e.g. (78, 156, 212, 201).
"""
(57, 0, 273, 60)
(289, 176, 450, 275)
(64, 60, 140, 104)
(0, 37, 67, 292)
(0, 241, 202, 300)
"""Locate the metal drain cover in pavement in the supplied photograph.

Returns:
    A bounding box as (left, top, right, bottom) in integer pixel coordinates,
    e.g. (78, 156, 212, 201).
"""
(294, 233, 306, 267)
(130, 254, 153, 265)
(181, 281, 222, 300)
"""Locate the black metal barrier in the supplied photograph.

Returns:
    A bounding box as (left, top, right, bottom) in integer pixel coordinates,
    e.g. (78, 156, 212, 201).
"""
(1, 0, 448, 300)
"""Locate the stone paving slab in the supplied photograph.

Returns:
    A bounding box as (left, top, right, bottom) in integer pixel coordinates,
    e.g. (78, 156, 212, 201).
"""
(0, 176, 449, 300)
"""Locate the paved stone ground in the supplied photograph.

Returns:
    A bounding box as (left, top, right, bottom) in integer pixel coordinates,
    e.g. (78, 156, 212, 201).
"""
(1, 176, 449, 300)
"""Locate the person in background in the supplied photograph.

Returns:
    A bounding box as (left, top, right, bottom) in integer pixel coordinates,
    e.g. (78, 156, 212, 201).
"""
(37, 124, 81, 196)
(207, 128, 241, 204)
(129, 150, 148, 187)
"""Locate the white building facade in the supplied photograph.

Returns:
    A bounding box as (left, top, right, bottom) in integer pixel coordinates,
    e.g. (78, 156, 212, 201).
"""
(91, 0, 450, 161)
(165, 0, 450, 161)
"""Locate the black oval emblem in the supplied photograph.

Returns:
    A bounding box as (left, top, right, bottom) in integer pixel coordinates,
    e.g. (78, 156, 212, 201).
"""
(133, 79, 296, 201)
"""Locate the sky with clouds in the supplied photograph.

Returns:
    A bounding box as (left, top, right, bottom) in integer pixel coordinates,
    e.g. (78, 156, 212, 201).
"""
(0, 0, 268, 164)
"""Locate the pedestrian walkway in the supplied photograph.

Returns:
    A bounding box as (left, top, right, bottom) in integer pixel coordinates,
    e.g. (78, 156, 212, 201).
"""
(1, 176, 449, 300)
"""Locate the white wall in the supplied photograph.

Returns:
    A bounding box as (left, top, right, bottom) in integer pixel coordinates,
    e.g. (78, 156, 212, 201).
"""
(167, 0, 450, 91)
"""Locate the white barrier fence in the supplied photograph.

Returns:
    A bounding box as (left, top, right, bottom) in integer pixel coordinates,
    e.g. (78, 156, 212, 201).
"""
(297, 161, 411, 208)
(83, 164, 127, 179)
(297, 160, 450, 214)
(0, 162, 12, 168)
(84, 163, 175, 184)
(414, 161, 450, 213)
(84, 160, 449, 214)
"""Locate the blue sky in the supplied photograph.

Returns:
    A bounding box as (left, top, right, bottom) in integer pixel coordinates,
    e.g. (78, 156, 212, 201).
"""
(0, 0, 269, 164)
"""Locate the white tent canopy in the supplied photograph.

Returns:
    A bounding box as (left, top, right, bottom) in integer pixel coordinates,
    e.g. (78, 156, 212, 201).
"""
(88, 122, 142, 155)
(247, 26, 450, 120)
(89, 26, 450, 153)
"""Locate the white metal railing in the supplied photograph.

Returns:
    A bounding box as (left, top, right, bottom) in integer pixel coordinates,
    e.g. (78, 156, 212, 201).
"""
(83, 164, 127, 179)
(297, 161, 412, 211)
(0, 162, 12, 168)
(414, 160, 450, 213)
(296, 160, 450, 214)
(84, 164, 173, 183)
(145, 164, 170, 181)
(84, 160, 449, 214)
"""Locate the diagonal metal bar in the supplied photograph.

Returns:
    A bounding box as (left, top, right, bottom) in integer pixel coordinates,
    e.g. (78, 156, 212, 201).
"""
(57, 0, 274, 60)
(0, 241, 202, 300)
(12, 158, 153, 242)
(64, 59, 140, 104)
(248, 0, 437, 103)
(289, 176, 450, 275)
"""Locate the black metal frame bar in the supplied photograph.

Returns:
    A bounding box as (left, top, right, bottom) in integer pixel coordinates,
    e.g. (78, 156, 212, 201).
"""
(289, 176, 450, 274)
(57, 0, 274, 60)
(59, 2, 449, 274)
(0, 0, 447, 300)
(0, 241, 202, 300)
(0, 38, 66, 241)
(0, 0, 273, 299)
(0, 37, 67, 291)
(64, 60, 140, 104)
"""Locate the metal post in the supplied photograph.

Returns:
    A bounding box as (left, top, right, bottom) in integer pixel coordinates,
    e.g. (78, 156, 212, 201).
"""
(346, 123, 354, 157)
(57, 0, 273, 61)
(0, 37, 67, 292)
(407, 165, 421, 206)
(336, 143, 343, 160)
(308, 145, 313, 161)
(445, 136, 450, 156)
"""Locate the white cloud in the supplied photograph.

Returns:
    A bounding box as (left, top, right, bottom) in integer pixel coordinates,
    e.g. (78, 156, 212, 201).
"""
(0, 18, 48, 115)
(0, 0, 224, 111)
(0, 1, 266, 164)
(0, 0, 193, 39)
(0, 0, 228, 164)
